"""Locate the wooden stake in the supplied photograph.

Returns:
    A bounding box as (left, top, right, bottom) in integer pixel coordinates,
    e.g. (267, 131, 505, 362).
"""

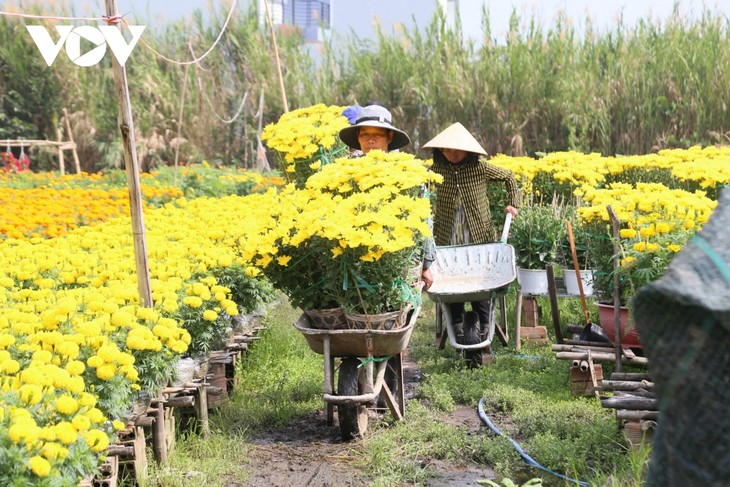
(263, 0, 288, 112)
(173, 43, 191, 187)
(56, 127, 65, 175)
(62, 108, 81, 173)
(606, 205, 622, 372)
(104, 0, 153, 308)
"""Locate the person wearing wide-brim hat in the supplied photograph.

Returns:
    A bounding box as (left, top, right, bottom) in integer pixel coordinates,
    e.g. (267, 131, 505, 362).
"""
(339, 105, 410, 154)
(423, 122, 520, 333)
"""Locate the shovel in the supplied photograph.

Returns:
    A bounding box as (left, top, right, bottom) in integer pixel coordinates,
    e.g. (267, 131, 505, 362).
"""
(567, 221, 609, 344)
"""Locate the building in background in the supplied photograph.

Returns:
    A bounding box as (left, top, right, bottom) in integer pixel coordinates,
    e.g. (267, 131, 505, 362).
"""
(257, 0, 332, 43)
(257, 0, 460, 47)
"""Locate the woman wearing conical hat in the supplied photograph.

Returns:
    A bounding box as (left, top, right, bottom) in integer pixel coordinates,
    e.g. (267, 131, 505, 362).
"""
(423, 122, 520, 332)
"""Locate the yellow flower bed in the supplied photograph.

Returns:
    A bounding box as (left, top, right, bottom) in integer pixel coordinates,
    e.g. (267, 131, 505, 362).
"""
(0, 193, 272, 482)
(491, 146, 730, 200)
(0, 186, 182, 240)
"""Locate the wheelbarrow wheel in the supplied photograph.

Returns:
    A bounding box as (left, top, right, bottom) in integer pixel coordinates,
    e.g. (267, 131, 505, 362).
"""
(337, 357, 368, 441)
(462, 311, 483, 368)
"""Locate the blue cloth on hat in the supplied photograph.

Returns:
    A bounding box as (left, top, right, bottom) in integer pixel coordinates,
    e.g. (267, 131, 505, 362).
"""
(342, 105, 362, 125)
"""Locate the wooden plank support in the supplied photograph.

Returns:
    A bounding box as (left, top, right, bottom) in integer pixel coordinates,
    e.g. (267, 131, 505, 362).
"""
(151, 396, 167, 464)
(195, 384, 210, 439)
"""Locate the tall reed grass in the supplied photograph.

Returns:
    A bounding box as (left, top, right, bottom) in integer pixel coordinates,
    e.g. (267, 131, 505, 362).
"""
(1, 2, 729, 171)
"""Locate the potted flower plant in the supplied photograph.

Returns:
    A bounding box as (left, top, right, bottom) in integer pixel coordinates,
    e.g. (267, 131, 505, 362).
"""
(509, 199, 568, 294)
(306, 151, 438, 329)
(577, 182, 717, 347)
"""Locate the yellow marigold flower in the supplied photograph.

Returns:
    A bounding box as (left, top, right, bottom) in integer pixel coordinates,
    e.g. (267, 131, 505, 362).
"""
(19, 384, 43, 406)
(2, 359, 20, 374)
(78, 392, 97, 408)
(56, 395, 79, 415)
(183, 296, 203, 309)
(110, 311, 135, 327)
(87, 355, 103, 368)
(639, 225, 656, 238)
(39, 427, 56, 441)
(32, 350, 53, 364)
(0, 333, 16, 348)
(170, 340, 188, 354)
(40, 442, 65, 460)
(619, 229, 637, 239)
(152, 324, 172, 339)
(84, 429, 110, 452)
(202, 310, 218, 322)
(53, 421, 78, 445)
(97, 344, 121, 363)
(244, 266, 261, 277)
(125, 335, 147, 350)
(66, 360, 85, 376)
(85, 407, 105, 424)
(276, 255, 292, 266)
(95, 363, 116, 380)
(121, 365, 139, 382)
(668, 244, 681, 252)
(65, 376, 85, 394)
(117, 352, 135, 366)
(28, 456, 51, 477)
(56, 341, 80, 359)
(71, 414, 91, 431)
(113, 420, 126, 431)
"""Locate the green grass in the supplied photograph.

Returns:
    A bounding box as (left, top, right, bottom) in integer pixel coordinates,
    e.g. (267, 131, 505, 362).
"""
(147, 293, 647, 486)
(141, 431, 254, 487)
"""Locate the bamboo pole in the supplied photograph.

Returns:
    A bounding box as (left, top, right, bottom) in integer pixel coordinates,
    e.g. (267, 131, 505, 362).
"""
(600, 395, 658, 410)
(606, 205, 622, 372)
(615, 410, 659, 420)
(263, 0, 288, 112)
(555, 351, 648, 366)
(2, 139, 73, 147)
(56, 127, 65, 175)
(62, 108, 82, 173)
(173, 43, 191, 187)
(104, 0, 153, 308)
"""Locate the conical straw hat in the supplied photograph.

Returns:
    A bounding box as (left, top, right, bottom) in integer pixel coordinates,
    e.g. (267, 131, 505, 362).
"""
(422, 122, 487, 156)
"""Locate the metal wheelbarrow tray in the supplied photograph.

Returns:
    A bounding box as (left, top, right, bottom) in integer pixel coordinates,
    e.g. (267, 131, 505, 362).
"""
(426, 243, 517, 357)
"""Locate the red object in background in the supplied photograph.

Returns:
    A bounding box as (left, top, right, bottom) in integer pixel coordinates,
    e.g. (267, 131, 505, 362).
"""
(595, 302, 643, 349)
(2, 151, 31, 172)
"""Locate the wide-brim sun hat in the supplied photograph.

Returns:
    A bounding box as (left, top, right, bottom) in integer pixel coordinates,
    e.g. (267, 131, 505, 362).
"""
(339, 105, 410, 151)
(422, 122, 487, 156)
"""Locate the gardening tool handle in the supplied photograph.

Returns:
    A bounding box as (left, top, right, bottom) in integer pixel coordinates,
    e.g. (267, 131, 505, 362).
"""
(500, 213, 513, 244)
(567, 220, 591, 324)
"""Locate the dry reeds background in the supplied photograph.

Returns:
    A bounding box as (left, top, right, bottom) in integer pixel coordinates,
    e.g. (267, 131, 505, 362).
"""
(1, 2, 729, 171)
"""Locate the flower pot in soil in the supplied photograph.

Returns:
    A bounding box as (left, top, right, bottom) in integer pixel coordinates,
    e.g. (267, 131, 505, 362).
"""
(564, 269, 595, 296)
(595, 302, 642, 348)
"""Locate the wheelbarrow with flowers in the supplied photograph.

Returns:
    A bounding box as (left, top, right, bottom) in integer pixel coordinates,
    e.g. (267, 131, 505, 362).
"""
(426, 214, 517, 367)
(294, 303, 420, 440)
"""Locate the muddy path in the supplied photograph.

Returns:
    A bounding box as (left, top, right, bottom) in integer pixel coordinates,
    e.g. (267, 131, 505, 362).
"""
(241, 352, 496, 487)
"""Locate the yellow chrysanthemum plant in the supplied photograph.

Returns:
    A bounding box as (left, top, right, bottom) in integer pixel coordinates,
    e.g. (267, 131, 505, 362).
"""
(577, 182, 717, 304)
(239, 151, 441, 320)
(0, 291, 190, 484)
(261, 104, 351, 188)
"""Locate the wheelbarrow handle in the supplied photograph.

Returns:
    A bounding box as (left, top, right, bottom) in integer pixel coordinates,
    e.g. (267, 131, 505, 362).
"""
(500, 213, 513, 244)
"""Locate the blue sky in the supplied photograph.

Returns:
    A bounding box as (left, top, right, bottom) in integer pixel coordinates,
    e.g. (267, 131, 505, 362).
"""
(7, 0, 730, 41)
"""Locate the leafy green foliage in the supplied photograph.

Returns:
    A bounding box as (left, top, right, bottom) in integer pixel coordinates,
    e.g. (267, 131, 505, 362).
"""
(510, 202, 569, 269)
